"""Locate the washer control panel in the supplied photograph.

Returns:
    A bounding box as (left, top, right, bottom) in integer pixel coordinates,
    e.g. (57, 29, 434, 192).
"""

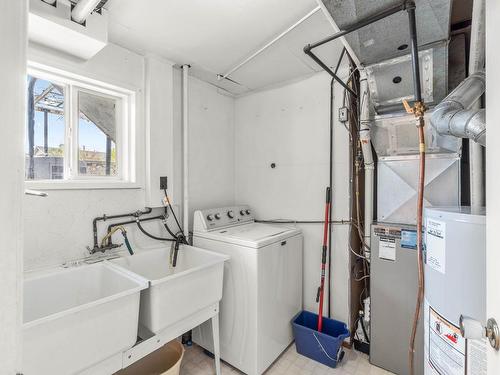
(193, 205, 254, 231)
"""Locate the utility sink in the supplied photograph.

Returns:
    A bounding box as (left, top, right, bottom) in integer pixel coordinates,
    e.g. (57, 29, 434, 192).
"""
(109, 245, 229, 334)
(23, 262, 148, 375)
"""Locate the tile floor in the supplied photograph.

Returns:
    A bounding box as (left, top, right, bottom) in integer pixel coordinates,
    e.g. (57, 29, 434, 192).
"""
(180, 343, 395, 375)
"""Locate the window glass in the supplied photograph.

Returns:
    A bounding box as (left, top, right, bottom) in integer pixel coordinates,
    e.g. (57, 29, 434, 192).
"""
(78, 91, 118, 177)
(25, 76, 65, 180)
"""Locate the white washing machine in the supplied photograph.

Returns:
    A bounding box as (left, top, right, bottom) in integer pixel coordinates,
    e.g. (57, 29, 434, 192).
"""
(192, 205, 303, 375)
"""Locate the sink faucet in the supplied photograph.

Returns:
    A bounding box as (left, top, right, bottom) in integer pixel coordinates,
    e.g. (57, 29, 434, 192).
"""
(100, 226, 134, 256)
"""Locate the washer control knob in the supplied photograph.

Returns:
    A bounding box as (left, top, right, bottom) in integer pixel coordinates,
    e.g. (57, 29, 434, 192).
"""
(240, 210, 246, 216)
(214, 213, 221, 220)
(227, 210, 234, 218)
(207, 214, 214, 221)
(245, 209, 251, 215)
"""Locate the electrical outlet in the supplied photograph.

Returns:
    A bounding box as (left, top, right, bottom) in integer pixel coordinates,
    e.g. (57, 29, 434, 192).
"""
(339, 106, 349, 122)
(160, 176, 168, 190)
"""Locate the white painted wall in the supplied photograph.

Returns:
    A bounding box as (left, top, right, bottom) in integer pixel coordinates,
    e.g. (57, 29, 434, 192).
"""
(486, 0, 500, 372)
(0, 0, 27, 372)
(24, 43, 236, 269)
(24, 42, 150, 270)
(234, 71, 352, 325)
(173, 71, 236, 233)
(145, 55, 175, 208)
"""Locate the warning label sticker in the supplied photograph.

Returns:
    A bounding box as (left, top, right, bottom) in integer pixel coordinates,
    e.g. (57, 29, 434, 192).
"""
(379, 237, 396, 261)
(426, 219, 446, 274)
(428, 307, 466, 375)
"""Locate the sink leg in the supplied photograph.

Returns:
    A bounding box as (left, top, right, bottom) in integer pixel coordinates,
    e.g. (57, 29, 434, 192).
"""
(211, 313, 221, 375)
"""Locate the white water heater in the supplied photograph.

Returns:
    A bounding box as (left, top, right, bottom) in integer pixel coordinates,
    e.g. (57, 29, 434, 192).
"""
(424, 207, 486, 375)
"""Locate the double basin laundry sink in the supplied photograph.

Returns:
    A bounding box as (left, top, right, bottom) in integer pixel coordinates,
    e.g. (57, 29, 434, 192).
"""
(23, 245, 228, 374)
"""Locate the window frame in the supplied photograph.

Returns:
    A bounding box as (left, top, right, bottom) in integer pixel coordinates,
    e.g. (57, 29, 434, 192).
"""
(26, 63, 138, 190)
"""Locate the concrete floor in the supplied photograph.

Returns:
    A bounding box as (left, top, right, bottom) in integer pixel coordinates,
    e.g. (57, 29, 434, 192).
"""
(180, 343, 395, 375)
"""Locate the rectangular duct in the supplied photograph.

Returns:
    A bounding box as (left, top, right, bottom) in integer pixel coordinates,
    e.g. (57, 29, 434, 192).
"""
(377, 156, 461, 224)
(29, 0, 108, 60)
(320, 0, 451, 66)
(366, 42, 448, 113)
(373, 112, 461, 224)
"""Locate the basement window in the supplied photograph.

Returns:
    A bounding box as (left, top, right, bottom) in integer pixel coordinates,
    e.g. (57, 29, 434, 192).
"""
(26, 65, 136, 188)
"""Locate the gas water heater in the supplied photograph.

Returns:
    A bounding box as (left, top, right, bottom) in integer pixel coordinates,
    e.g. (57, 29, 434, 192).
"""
(424, 207, 486, 375)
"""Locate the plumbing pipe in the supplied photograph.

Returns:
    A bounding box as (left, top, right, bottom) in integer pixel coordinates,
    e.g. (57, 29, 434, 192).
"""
(469, 0, 486, 208)
(219, 6, 320, 81)
(91, 207, 153, 250)
(71, 0, 102, 24)
(405, 5, 426, 375)
(182, 65, 190, 240)
(359, 70, 374, 252)
(430, 71, 485, 145)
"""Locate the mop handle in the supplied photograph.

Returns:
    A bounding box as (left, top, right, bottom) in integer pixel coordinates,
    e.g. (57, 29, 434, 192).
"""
(318, 187, 331, 332)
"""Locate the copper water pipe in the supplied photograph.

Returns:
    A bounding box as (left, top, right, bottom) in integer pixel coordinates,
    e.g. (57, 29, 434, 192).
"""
(409, 114, 426, 375)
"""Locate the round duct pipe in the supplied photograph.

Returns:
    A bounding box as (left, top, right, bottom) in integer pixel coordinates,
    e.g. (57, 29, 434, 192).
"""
(71, 0, 103, 24)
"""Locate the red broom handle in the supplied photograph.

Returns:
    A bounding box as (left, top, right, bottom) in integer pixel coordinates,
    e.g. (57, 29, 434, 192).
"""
(318, 187, 331, 332)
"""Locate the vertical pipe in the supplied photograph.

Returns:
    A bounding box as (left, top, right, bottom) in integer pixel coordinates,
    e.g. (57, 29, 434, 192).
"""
(359, 70, 374, 253)
(407, 5, 422, 103)
(407, 4, 426, 375)
(105, 136, 111, 176)
(182, 65, 190, 239)
(469, 0, 486, 209)
(43, 110, 48, 155)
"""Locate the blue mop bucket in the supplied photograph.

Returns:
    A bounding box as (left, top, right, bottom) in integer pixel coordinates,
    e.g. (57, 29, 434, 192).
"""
(292, 310, 350, 368)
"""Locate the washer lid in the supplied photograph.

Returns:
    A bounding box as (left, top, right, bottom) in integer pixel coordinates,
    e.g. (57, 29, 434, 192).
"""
(194, 223, 301, 248)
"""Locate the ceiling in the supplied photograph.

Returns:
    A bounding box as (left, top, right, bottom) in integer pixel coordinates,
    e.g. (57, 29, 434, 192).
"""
(105, 0, 344, 95)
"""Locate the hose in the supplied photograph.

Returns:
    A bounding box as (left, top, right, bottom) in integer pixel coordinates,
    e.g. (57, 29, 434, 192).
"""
(161, 215, 180, 239)
(136, 219, 176, 242)
(164, 189, 185, 237)
(122, 232, 134, 255)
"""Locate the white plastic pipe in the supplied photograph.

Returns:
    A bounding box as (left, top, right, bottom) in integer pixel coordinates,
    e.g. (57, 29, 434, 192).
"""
(359, 70, 374, 251)
(469, 0, 486, 208)
(71, 0, 102, 24)
(182, 65, 190, 239)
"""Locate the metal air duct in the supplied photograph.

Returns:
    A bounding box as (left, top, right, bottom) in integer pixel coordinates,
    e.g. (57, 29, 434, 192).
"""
(430, 71, 486, 146)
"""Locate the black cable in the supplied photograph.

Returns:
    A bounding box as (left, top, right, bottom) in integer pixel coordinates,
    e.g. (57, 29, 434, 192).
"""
(136, 220, 176, 242)
(327, 47, 348, 318)
(164, 189, 184, 234)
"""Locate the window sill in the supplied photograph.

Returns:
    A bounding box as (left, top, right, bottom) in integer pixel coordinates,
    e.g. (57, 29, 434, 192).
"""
(25, 180, 142, 191)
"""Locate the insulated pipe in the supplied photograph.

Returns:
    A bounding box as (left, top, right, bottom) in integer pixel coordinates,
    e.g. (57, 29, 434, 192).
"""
(182, 65, 190, 240)
(71, 0, 102, 24)
(430, 71, 486, 146)
(359, 70, 374, 252)
(469, 0, 486, 208)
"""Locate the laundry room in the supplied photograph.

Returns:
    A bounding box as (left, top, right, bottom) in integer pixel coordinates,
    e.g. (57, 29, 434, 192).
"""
(0, 0, 498, 374)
